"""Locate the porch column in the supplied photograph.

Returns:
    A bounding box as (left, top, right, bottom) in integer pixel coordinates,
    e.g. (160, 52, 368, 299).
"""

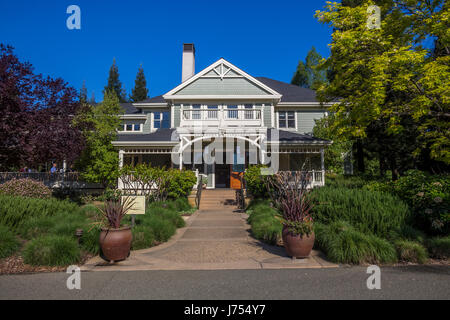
(179, 153, 183, 170)
(119, 149, 124, 169)
(320, 148, 325, 186)
(118, 149, 125, 190)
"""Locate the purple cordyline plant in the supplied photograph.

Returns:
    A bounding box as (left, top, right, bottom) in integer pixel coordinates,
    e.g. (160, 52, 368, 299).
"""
(97, 196, 135, 229)
(266, 171, 314, 235)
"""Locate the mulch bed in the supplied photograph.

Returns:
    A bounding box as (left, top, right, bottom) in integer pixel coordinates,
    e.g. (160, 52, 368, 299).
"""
(0, 253, 94, 275)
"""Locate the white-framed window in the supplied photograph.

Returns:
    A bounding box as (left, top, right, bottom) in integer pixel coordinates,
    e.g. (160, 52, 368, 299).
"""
(119, 123, 142, 132)
(278, 111, 296, 129)
(153, 111, 170, 129)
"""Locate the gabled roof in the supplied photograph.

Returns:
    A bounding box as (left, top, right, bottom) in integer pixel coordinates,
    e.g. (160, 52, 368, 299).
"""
(256, 77, 317, 103)
(163, 58, 282, 100)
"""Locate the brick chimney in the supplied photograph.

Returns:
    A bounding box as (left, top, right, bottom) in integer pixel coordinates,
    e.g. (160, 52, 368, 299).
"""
(182, 43, 195, 82)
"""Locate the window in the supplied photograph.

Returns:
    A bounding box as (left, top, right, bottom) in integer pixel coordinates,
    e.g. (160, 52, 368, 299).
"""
(192, 104, 201, 120)
(120, 123, 142, 132)
(154, 112, 170, 129)
(278, 111, 296, 129)
(207, 105, 218, 119)
(227, 105, 238, 119)
(244, 104, 254, 120)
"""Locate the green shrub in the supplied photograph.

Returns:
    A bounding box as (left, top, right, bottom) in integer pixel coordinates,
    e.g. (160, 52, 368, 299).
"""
(365, 170, 449, 236)
(0, 178, 52, 199)
(167, 169, 197, 199)
(314, 221, 397, 264)
(247, 200, 282, 245)
(395, 240, 428, 264)
(312, 187, 409, 238)
(0, 195, 81, 231)
(245, 165, 270, 198)
(80, 227, 101, 255)
(0, 225, 20, 259)
(132, 225, 155, 250)
(23, 235, 81, 266)
(18, 211, 87, 240)
(325, 174, 370, 189)
(426, 236, 450, 259)
(143, 215, 176, 242)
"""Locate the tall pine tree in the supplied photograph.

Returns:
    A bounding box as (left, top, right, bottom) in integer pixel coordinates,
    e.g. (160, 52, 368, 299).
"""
(104, 58, 127, 102)
(130, 64, 149, 102)
(291, 46, 328, 90)
(291, 61, 309, 87)
(79, 80, 88, 103)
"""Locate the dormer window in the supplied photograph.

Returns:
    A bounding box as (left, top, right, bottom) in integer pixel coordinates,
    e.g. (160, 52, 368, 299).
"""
(120, 123, 142, 132)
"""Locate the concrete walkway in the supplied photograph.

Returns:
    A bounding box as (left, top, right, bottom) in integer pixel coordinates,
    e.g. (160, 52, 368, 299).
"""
(82, 190, 336, 271)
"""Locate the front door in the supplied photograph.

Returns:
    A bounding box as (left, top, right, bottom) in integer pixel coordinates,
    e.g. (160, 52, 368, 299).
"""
(230, 171, 242, 189)
(215, 164, 230, 188)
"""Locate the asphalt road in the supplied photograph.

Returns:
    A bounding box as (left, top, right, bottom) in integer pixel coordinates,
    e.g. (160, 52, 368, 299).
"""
(0, 265, 449, 300)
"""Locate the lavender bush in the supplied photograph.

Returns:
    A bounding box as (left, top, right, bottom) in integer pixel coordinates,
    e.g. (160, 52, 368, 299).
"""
(0, 178, 52, 199)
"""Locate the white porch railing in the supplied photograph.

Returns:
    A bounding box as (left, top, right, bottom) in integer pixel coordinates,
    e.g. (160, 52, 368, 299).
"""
(180, 108, 263, 128)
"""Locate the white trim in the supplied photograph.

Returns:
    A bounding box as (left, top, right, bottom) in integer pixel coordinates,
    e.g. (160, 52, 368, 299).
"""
(170, 105, 174, 128)
(132, 103, 168, 107)
(112, 141, 178, 147)
(277, 102, 334, 107)
(163, 58, 282, 99)
(164, 94, 281, 101)
(120, 114, 147, 120)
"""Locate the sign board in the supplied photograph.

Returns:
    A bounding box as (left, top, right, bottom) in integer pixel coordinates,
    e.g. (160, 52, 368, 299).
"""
(122, 196, 146, 215)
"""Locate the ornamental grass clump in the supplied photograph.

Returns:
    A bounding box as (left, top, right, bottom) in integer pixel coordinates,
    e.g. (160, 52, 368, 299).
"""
(267, 171, 314, 236)
(0, 178, 51, 199)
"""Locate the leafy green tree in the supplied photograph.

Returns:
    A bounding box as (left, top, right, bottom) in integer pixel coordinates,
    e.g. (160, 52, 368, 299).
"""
(315, 0, 449, 178)
(103, 58, 127, 102)
(130, 64, 149, 102)
(313, 116, 353, 174)
(74, 91, 123, 187)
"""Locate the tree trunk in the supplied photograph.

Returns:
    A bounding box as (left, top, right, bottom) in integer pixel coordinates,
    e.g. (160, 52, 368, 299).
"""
(390, 156, 399, 181)
(379, 152, 386, 177)
(356, 140, 365, 174)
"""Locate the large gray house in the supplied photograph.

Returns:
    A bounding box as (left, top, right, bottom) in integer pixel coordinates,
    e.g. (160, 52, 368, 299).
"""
(113, 44, 332, 189)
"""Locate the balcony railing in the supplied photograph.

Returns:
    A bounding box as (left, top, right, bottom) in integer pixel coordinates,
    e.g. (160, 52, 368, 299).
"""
(180, 108, 263, 127)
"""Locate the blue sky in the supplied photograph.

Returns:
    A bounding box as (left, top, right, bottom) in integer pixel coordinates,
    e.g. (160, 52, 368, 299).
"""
(0, 0, 332, 101)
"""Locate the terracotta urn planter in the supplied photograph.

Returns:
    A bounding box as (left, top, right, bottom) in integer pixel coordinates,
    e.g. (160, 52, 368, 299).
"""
(99, 226, 132, 262)
(282, 226, 315, 258)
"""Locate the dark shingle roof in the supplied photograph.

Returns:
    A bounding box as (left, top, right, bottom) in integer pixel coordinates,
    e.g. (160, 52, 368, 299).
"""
(137, 95, 166, 104)
(268, 129, 331, 144)
(256, 77, 317, 102)
(120, 103, 140, 114)
(115, 129, 179, 142)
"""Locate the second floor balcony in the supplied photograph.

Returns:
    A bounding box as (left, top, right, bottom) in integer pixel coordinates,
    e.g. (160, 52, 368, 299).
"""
(180, 107, 264, 128)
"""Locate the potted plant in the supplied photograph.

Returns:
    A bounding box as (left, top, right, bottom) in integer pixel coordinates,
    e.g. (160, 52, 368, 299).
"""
(267, 171, 315, 258)
(97, 196, 134, 262)
(201, 176, 208, 189)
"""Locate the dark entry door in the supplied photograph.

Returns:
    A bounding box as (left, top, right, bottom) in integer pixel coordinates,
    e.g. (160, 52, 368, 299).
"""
(215, 164, 230, 188)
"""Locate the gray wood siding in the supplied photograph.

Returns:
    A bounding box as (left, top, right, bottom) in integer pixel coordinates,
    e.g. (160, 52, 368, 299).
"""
(296, 110, 326, 134)
(173, 105, 181, 127)
(174, 78, 271, 96)
(263, 105, 272, 127)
